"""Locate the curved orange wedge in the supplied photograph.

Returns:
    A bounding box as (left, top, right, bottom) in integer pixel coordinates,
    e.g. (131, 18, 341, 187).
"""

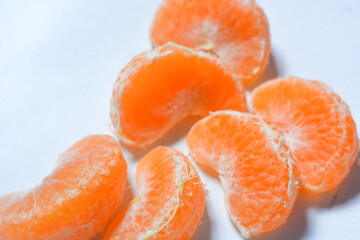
(187, 111, 298, 238)
(103, 146, 205, 240)
(111, 42, 247, 147)
(0, 135, 127, 240)
(252, 77, 359, 192)
(151, 0, 270, 85)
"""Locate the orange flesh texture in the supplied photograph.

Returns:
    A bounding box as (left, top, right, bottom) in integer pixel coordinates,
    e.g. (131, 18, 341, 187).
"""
(187, 111, 298, 238)
(0, 135, 127, 240)
(111, 43, 247, 147)
(151, 0, 270, 85)
(252, 77, 359, 192)
(103, 146, 205, 240)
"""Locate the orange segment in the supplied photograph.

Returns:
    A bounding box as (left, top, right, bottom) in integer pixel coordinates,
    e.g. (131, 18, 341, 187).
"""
(151, 0, 270, 85)
(0, 135, 127, 240)
(187, 111, 298, 238)
(252, 77, 359, 192)
(103, 146, 205, 240)
(111, 42, 247, 147)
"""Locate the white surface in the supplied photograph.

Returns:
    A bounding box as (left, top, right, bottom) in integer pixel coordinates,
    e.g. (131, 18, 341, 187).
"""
(0, 0, 359, 239)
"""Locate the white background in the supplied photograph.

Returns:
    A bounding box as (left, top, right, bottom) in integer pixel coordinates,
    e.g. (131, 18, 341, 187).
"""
(0, 0, 359, 239)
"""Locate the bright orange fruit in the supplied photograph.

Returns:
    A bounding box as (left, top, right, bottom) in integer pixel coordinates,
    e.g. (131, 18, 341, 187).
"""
(252, 77, 359, 192)
(0, 135, 127, 240)
(187, 111, 298, 238)
(151, 0, 270, 85)
(111, 42, 247, 147)
(103, 146, 205, 240)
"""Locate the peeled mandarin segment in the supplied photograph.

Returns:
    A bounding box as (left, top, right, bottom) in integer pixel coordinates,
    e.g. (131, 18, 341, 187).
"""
(0, 135, 127, 240)
(151, 0, 270, 85)
(103, 146, 206, 240)
(187, 111, 298, 238)
(252, 77, 359, 192)
(111, 42, 247, 147)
